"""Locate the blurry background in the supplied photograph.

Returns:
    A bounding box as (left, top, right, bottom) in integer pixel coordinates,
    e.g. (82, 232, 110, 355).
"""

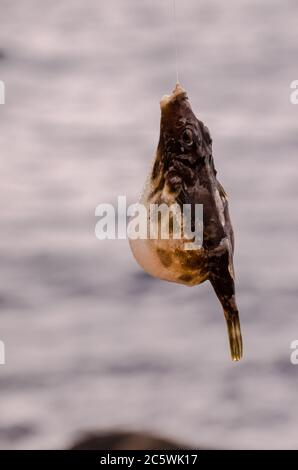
(0, 0, 298, 450)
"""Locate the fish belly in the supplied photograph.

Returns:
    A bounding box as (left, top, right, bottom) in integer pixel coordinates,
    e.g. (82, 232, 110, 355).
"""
(129, 237, 208, 286)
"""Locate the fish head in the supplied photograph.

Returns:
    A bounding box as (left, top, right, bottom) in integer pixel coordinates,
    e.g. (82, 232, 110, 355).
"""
(152, 84, 215, 198)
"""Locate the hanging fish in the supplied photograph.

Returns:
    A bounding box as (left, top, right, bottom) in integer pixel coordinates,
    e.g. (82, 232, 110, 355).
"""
(129, 83, 243, 361)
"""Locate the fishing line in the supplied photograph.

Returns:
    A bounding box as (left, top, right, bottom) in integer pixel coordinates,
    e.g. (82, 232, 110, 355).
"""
(171, 0, 179, 84)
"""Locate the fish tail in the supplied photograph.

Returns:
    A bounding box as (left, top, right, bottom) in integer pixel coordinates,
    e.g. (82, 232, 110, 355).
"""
(225, 310, 243, 361)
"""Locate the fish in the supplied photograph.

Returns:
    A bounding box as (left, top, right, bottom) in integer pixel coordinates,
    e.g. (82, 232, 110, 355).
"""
(129, 83, 243, 361)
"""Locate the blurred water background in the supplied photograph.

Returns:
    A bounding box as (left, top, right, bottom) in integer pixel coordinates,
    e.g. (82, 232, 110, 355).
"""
(0, 0, 298, 450)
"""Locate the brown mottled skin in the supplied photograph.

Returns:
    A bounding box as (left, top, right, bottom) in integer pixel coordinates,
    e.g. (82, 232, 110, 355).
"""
(129, 84, 243, 361)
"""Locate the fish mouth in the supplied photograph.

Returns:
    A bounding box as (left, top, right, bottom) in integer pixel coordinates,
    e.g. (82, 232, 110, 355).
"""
(160, 83, 188, 110)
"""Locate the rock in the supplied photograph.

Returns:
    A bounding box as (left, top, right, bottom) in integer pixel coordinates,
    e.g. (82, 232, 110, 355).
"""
(69, 431, 190, 450)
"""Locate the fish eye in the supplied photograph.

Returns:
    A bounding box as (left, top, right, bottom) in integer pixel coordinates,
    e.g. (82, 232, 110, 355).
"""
(182, 128, 193, 146)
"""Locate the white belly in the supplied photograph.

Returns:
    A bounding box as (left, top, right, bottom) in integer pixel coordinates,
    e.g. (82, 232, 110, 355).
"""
(130, 238, 207, 286)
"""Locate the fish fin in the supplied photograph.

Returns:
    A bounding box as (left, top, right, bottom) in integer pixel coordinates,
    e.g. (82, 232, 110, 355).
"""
(209, 273, 243, 362)
(217, 181, 228, 200)
(225, 310, 243, 361)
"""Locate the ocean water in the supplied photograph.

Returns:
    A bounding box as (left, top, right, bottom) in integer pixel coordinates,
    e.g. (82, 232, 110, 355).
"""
(0, 0, 298, 449)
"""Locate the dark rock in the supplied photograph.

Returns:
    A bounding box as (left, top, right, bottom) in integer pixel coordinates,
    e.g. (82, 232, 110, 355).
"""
(69, 431, 190, 450)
